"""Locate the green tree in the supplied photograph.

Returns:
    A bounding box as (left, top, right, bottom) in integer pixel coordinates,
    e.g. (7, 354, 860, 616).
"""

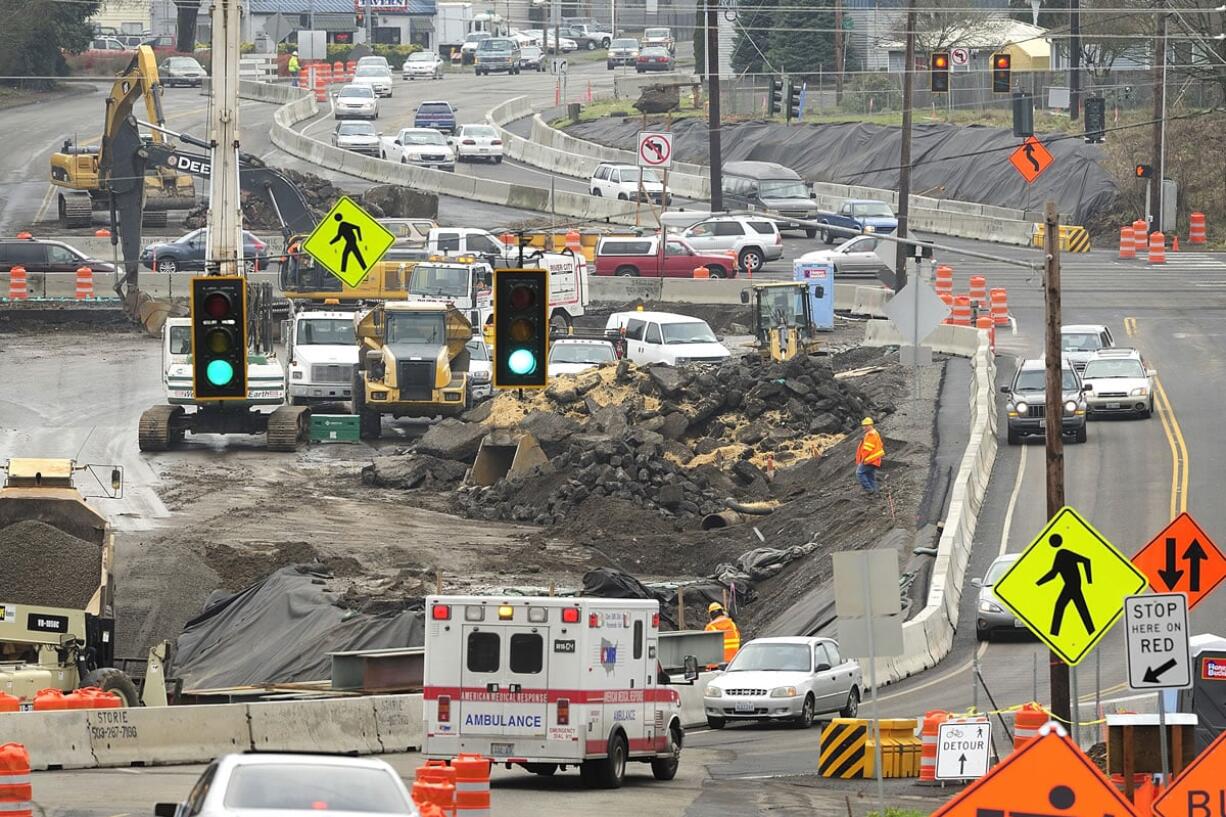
(0, 0, 101, 87)
(731, 0, 778, 74)
(766, 5, 835, 74)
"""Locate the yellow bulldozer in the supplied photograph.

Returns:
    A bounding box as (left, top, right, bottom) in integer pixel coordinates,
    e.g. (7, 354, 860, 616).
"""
(740, 281, 824, 361)
(48, 45, 196, 229)
(352, 302, 475, 439)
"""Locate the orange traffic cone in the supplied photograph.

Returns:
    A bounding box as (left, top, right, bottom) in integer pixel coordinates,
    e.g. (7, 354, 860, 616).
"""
(1172, 235, 1180, 252)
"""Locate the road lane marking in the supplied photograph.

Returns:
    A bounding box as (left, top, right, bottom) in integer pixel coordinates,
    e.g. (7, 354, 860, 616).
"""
(33, 182, 56, 224)
(1154, 374, 1189, 515)
(1124, 317, 1137, 337)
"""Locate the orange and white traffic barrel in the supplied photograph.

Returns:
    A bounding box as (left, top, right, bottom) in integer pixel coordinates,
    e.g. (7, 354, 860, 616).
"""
(968, 275, 987, 307)
(1148, 231, 1166, 265)
(1190, 211, 1207, 244)
(1119, 226, 1135, 259)
(692, 266, 710, 279)
(918, 711, 948, 782)
(74, 266, 94, 300)
(1132, 219, 1149, 256)
(452, 753, 490, 817)
(950, 295, 972, 326)
(934, 265, 953, 299)
(7, 266, 28, 301)
(989, 288, 1009, 327)
(976, 315, 996, 353)
(0, 743, 32, 817)
(1013, 702, 1048, 751)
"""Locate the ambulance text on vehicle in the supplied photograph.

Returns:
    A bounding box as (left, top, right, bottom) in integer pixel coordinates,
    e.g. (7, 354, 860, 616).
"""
(423, 595, 695, 788)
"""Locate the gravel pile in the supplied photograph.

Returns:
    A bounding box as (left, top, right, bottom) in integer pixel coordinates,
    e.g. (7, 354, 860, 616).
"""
(0, 520, 102, 609)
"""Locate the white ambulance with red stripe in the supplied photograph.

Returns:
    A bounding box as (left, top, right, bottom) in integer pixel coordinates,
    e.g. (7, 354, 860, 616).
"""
(423, 595, 694, 789)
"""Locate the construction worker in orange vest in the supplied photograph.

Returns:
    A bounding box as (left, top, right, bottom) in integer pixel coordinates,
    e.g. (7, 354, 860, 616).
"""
(856, 416, 885, 494)
(705, 602, 741, 664)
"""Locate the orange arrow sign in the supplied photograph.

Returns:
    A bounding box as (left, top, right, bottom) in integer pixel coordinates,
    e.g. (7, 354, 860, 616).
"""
(1133, 513, 1226, 610)
(932, 731, 1139, 817)
(1154, 728, 1226, 817)
(1010, 136, 1054, 184)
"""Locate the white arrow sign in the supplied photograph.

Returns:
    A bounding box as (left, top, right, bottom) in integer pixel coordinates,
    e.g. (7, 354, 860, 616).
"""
(1125, 592, 1192, 690)
(935, 719, 991, 780)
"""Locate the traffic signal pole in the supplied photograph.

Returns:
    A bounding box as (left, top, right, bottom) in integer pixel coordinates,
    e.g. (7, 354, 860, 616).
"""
(206, 0, 243, 277)
(705, 0, 724, 211)
(894, 0, 917, 288)
(1151, 7, 1168, 232)
(1042, 200, 1073, 735)
(1070, 0, 1081, 120)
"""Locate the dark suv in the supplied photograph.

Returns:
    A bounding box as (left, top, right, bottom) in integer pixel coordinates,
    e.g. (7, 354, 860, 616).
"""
(1001, 358, 1088, 445)
(0, 238, 115, 274)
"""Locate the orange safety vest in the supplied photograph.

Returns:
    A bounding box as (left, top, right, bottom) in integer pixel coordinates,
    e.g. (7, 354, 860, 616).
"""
(705, 615, 742, 662)
(856, 428, 885, 467)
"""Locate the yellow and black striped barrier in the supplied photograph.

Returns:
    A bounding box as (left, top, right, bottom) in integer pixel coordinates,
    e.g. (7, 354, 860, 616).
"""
(1032, 224, 1092, 252)
(868, 718, 923, 777)
(819, 718, 869, 778)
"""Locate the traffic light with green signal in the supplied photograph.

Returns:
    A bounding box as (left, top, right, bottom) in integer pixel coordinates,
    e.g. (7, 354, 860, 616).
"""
(770, 78, 784, 117)
(930, 53, 949, 93)
(191, 276, 248, 400)
(493, 269, 549, 389)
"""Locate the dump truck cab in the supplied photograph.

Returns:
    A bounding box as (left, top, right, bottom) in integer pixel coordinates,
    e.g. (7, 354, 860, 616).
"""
(353, 302, 473, 439)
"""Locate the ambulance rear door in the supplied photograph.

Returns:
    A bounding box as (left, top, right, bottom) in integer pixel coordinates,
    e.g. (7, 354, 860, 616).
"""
(458, 624, 549, 756)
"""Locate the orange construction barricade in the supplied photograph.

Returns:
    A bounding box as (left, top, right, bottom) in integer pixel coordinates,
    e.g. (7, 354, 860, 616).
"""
(74, 266, 94, 300)
(1190, 211, 1207, 244)
(452, 753, 490, 817)
(565, 230, 582, 252)
(0, 695, 17, 714)
(333, 60, 344, 79)
(1119, 226, 1135, 259)
(0, 744, 32, 817)
(7, 266, 27, 301)
(415, 761, 456, 817)
(346, 60, 356, 79)
(31, 689, 67, 711)
(989, 288, 1009, 326)
(1148, 231, 1166, 264)
(977, 315, 995, 353)
(918, 711, 948, 782)
(968, 275, 987, 307)
(1132, 219, 1149, 255)
(950, 295, 972, 326)
(1013, 702, 1048, 751)
(692, 266, 710, 279)
(934, 265, 953, 298)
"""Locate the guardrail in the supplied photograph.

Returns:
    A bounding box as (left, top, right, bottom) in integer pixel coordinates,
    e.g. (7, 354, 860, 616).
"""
(860, 322, 998, 686)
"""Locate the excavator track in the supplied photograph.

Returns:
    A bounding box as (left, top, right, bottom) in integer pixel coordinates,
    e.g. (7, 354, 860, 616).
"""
(266, 405, 309, 452)
(141, 210, 168, 228)
(138, 405, 184, 452)
(59, 194, 93, 229)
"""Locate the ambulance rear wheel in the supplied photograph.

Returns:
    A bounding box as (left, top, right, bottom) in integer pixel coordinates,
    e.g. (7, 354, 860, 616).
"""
(524, 763, 557, 776)
(582, 733, 627, 789)
(651, 725, 682, 780)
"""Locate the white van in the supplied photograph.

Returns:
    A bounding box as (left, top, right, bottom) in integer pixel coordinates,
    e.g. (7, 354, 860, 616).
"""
(605, 311, 731, 366)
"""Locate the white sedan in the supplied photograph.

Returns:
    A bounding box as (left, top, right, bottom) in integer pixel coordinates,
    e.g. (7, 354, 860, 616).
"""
(155, 753, 420, 817)
(548, 338, 618, 375)
(451, 124, 504, 163)
(403, 51, 444, 80)
(380, 127, 456, 170)
(703, 636, 862, 729)
(333, 84, 378, 119)
(796, 234, 891, 278)
(351, 64, 393, 97)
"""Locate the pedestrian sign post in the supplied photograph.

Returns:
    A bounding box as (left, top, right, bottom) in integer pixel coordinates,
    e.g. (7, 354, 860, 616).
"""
(1125, 593, 1192, 691)
(301, 196, 395, 288)
(993, 506, 1148, 666)
(931, 731, 1140, 817)
(1009, 135, 1054, 184)
(935, 719, 991, 780)
(1133, 513, 1226, 610)
(1153, 729, 1226, 817)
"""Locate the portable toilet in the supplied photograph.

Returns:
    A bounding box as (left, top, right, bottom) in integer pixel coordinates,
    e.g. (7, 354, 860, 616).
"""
(1177, 633, 1226, 751)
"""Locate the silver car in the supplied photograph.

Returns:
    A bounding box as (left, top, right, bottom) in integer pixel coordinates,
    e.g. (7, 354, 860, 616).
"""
(679, 215, 784, 275)
(796, 234, 891, 278)
(973, 553, 1024, 641)
(1081, 348, 1155, 419)
(703, 636, 862, 730)
(332, 120, 380, 156)
(352, 64, 393, 97)
(155, 753, 420, 817)
(1061, 323, 1115, 373)
(333, 84, 378, 120)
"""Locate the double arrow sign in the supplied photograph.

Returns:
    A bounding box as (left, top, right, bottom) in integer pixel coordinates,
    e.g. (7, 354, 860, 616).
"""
(1156, 536, 1210, 592)
(1133, 513, 1226, 610)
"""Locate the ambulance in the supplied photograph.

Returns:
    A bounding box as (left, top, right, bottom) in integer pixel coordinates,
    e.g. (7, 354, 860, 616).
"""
(423, 595, 698, 789)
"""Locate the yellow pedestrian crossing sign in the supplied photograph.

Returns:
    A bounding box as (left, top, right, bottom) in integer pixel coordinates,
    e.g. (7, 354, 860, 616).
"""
(994, 506, 1147, 666)
(301, 196, 395, 288)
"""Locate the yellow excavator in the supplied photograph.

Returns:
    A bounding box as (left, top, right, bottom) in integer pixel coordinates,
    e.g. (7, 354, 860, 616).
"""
(49, 45, 196, 229)
(740, 281, 824, 361)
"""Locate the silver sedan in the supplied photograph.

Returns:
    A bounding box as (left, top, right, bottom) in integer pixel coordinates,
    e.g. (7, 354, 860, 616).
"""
(973, 553, 1024, 641)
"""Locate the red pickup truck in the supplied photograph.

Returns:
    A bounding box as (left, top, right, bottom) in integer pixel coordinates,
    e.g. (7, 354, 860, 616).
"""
(594, 235, 739, 278)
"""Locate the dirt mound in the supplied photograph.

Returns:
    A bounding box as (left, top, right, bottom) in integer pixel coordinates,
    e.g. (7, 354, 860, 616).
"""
(0, 520, 102, 609)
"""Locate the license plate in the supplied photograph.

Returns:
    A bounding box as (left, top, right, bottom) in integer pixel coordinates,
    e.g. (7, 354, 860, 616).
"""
(735, 702, 754, 713)
(1106, 402, 1120, 409)
(1037, 419, 1046, 429)
(490, 742, 514, 756)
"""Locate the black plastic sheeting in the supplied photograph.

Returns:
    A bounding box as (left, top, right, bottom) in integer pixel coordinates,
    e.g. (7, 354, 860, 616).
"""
(172, 566, 424, 690)
(567, 118, 1118, 225)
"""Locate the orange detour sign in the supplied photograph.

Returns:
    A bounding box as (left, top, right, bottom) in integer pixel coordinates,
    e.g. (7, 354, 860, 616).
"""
(1133, 513, 1226, 610)
(1010, 136, 1054, 184)
(931, 730, 1140, 817)
(1153, 729, 1226, 817)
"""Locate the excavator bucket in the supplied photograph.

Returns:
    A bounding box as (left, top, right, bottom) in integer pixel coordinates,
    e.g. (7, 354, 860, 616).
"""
(469, 431, 551, 487)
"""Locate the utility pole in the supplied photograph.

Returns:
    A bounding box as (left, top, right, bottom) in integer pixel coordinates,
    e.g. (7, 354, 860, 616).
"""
(1070, 0, 1081, 120)
(1042, 199, 1071, 731)
(1151, 8, 1168, 233)
(834, 0, 844, 105)
(894, 0, 916, 288)
(705, 0, 724, 211)
(207, 0, 243, 277)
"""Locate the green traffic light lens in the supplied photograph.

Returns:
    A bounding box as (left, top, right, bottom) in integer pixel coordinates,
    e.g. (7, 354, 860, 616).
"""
(508, 348, 537, 376)
(206, 359, 235, 387)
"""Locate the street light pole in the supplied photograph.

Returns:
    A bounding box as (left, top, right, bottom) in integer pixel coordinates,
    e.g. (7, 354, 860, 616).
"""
(705, 0, 724, 211)
(1152, 7, 1168, 232)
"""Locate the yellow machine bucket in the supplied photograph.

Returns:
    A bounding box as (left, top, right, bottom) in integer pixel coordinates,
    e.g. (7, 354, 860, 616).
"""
(469, 431, 551, 487)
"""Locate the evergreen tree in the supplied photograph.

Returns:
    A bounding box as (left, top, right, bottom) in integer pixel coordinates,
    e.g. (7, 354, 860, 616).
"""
(731, 0, 777, 74)
(766, 5, 835, 75)
(0, 0, 101, 87)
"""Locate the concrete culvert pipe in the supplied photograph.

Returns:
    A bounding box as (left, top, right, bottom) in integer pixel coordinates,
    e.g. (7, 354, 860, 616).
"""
(701, 510, 744, 530)
(724, 499, 778, 515)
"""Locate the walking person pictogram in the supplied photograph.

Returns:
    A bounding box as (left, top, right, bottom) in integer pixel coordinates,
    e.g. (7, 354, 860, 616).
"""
(1037, 533, 1095, 637)
(329, 213, 366, 273)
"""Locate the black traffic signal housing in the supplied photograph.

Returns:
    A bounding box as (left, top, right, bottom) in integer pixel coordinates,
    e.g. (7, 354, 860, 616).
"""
(992, 53, 1011, 93)
(1084, 96, 1106, 143)
(190, 275, 248, 400)
(930, 53, 950, 93)
(770, 78, 784, 117)
(1012, 91, 1034, 137)
(787, 81, 803, 122)
(493, 269, 549, 389)
(1135, 164, 1154, 178)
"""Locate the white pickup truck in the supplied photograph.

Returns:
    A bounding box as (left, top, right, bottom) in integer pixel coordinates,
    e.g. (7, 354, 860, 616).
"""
(379, 127, 457, 170)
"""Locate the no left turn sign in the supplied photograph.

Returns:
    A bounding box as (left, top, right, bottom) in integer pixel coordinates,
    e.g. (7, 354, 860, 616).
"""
(638, 131, 672, 168)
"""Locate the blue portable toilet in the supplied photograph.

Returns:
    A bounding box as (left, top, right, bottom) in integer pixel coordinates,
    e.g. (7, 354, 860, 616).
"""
(793, 259, 835, 331)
